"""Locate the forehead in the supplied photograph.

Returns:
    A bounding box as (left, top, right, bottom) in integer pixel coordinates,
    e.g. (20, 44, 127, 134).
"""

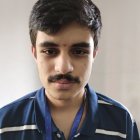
(36, 23, 94, 46)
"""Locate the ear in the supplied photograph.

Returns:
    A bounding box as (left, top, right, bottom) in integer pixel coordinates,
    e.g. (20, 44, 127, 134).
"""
(31, 46, 37, 59)
(93, 48, 98, 58)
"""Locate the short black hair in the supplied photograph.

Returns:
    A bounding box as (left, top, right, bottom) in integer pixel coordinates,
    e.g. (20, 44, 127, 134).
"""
(29, 0, 102, 49)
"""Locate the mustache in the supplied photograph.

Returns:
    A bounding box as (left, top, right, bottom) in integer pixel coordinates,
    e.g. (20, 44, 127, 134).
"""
(48, 74, 80, 83)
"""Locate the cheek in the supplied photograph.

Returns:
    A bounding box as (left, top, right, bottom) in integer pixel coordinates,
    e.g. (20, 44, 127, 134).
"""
(36, 58, 52, 76)
(78, 59, 93, 78)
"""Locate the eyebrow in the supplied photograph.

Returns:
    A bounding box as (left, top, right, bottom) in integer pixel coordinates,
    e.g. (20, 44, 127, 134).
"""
(39, 41, 91, 48)
(71, 42, 91, 48)
(39, 41, 59, 48)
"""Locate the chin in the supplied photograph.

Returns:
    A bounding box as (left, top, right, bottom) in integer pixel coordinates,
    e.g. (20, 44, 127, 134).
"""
(48, 88, 77, 100)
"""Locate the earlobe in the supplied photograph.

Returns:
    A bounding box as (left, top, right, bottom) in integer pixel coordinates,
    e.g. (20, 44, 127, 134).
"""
(31, 46, 37, 59)
(93, 48, 98, 58)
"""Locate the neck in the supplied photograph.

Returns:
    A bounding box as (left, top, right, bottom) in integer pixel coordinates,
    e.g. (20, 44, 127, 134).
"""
(45, 88, 86, 140)
(45, 89, 85, 112)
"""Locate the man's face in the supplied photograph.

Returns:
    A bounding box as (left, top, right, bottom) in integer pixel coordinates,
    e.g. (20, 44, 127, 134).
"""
(32, 22, 97, 100)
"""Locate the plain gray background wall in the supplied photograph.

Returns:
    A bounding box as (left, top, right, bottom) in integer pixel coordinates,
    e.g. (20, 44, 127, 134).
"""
(0, 0, 139, 130)
(91, 0, 140, 131)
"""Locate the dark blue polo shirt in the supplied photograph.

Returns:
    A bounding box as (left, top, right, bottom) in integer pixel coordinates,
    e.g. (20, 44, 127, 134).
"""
(0, 85, 139, 140)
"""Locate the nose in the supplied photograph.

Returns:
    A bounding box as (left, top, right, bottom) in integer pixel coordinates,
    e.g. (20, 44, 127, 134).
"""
(55, 53, 74, 74)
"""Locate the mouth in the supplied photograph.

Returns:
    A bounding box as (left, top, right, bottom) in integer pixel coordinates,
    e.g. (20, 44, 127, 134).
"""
(54, 79, 75, 90)
(56, 79, 75, 84)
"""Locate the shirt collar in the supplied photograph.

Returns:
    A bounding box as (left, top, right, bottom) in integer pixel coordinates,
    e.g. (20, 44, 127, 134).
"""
(34, 87, 46, 133)
(79, 84, 99, 136)
(34, 88, 63, 134)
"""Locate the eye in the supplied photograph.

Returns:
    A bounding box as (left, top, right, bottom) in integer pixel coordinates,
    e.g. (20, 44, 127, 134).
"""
(72, 49, 89, 56)
(41, 48, 58, 56)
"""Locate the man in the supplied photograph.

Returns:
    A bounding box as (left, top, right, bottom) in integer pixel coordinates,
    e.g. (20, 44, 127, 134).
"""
(0, 0, 139, 139)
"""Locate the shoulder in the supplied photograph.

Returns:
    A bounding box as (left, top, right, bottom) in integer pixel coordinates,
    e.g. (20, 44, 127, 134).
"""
(87, 86, 139, 139)
(0, 90, 37, 111)
(87, 85, 130, 113)
(0, 89, 38, 128)
(96, 92, 134, 122)
(95, 92, 140, 139)
(87, 84, 134, 122)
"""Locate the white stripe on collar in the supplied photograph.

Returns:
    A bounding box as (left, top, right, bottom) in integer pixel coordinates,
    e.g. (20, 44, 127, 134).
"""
(95, 129, 127, 139)
(98, 100, 112, 105)
(0, 125, 37, 134)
